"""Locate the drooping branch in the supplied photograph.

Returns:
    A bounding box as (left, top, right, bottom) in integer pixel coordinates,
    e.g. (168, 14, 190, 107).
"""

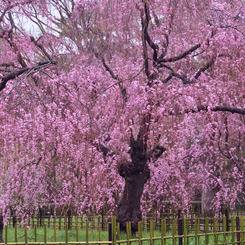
(158, 25, 217, 65)
(90, 39, 128, 103)
(0, 61, 57, 92)
(217, 120, 244, 173)
(7, 13, 28, 68)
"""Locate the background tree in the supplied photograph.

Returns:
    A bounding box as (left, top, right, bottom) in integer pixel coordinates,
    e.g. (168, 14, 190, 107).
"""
(0, 0, 245, 235)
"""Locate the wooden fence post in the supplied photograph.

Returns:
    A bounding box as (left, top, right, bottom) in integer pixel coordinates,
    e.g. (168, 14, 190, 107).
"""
(240, 216, 244, 244)
(236, 216, 240, 244)
(108, 222, 112, 242)
(126, 222, 132, 245)
(102, 208, 104, 231)
(68, 209, 71, 230)
(150, 220, 154, 245)
(112, 217, 116, 244)
(225, 209, 229, 231)
(178, 210, 183, 245)
(0, 214, 3, 243)
(12, 214, 16, 228)
(223, 216, 227, 244)
(205, 217, 209, 245)
(39, 206, 42, 227)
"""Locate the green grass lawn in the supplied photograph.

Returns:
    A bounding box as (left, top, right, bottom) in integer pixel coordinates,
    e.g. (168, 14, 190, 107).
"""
(2, 226, 238, 245)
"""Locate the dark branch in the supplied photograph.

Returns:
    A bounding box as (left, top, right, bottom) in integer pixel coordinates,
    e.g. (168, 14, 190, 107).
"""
(30, 36, 53, 61)
(17, 157, 42, 174)
(0, 62, 15, 67)
(143, 3, 159, 65)
(90, 41, 128, 103)
(181, 105, 245, 115)
(193, 55, 216, 80)
(100, 56, 118, 80)
(141, 1, 159, 78)
(159, 54, 216, 84)
(159, 44, 201, 63)
(97, 143, 111, 157)
(0, 61, 57, 92)
(162, 74, 173, 83)
(147, 145, 166, 160)
(160, 64, 191, 84)
(141, 19, 150, 78)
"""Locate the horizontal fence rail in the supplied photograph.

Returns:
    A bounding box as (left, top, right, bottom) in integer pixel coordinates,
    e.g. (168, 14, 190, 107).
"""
(7, 202, 245, 231)
(6, 210, 244, 234)
(1, 216, 245, 245)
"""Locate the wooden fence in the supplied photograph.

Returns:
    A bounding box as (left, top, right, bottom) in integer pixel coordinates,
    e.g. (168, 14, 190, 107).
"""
(9, 201, 245, 230)
(7, 208, 243, 233)
(2, 216, 245, 245)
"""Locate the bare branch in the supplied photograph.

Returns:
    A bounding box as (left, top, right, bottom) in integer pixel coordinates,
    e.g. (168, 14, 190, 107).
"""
(30, 36, 52, 61)
(141, 19, 150, 78)
(160, 64, 190, 84)
(141, 1, 159, 78)
(97, 143, 111, 157)
(100, 56, 118, 80)
(89, 37, 128, 103)
(159, 54, 216, 84)
(162, 74, 173, 83)
(0, 1, 32, 23)
(159, 44, 201, 63)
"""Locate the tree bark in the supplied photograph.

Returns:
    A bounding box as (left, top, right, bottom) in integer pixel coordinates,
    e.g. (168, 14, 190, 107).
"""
(117, 166, 150, 232)
(116, 126, 150, 232)
(0, 215, 3, 243)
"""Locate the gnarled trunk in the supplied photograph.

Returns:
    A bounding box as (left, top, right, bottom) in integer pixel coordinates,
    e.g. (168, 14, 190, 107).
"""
(117, 123, 150, 232)
(117, 165, 150, 232)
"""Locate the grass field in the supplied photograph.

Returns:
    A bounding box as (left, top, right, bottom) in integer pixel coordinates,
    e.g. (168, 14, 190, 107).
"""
(2, 225, 237, 245)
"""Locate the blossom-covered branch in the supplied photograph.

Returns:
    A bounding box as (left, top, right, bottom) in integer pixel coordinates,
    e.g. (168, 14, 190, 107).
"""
(0, 61, 57, 91)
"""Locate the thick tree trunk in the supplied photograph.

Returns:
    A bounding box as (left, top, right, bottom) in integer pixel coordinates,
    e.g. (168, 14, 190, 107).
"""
(117, 124, 150, 232)
(0, 215, 3, 243)
(117, 166, 150, 232)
